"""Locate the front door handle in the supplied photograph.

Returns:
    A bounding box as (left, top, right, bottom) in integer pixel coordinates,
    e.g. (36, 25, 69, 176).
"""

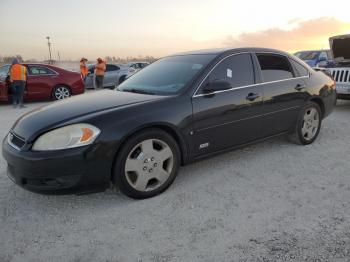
(295, 83, 306, 91)
(246, 93, 260, 101)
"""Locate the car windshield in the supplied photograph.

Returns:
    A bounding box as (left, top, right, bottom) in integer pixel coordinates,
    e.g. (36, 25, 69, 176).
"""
(117, 54, 215, 95)
(294, 51, 319, 61)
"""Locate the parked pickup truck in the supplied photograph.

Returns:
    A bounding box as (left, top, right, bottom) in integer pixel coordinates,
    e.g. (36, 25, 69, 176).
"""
(294, 49, 332, 67)
(319, 34, 350, 99)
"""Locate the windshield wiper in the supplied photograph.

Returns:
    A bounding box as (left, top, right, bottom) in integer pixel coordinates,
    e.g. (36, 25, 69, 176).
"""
(122, 89, 155, 95)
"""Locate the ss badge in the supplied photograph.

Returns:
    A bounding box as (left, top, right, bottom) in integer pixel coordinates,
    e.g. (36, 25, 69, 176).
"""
(199, 142, 209, 149)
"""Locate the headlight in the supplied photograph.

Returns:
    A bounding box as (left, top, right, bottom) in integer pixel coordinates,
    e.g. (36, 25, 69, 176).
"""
(32, 123, 100, 151)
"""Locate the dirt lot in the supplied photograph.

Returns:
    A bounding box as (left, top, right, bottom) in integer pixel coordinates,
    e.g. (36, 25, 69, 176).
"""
(0, 98, 350, 262)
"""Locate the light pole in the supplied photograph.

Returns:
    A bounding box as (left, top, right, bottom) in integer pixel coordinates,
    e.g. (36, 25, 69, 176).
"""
(46, 36, 52, 63)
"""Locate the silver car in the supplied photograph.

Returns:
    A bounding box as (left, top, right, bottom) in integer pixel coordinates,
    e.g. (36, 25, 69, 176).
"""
(125, 61, 150, 71)
(85, 63, 135, 89)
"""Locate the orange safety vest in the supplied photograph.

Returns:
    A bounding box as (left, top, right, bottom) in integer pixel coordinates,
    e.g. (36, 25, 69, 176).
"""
(95, 62, 106, 76)
(80, 62, 89, 77)
(10, 64, 27, 82)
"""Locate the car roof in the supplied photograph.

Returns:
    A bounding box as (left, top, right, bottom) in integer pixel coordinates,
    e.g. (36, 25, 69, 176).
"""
(127, 61, 149, 64)
(169, 47, 293, 57)
(88, 63, 124, 67)
(23, 63, 55, 66)
(1, 63, 63, 70)
(23, 63, 70, 72)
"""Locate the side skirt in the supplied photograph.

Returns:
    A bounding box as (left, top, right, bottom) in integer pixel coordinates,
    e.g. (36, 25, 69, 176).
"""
(188, 131, 290, 164)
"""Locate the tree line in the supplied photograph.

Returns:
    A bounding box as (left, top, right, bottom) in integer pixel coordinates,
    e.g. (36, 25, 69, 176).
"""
(0, 55, 24, 64)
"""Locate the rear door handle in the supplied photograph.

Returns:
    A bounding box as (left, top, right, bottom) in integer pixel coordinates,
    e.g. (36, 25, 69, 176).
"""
(246, 93, 260, 101)
(295, 83, 306, 91)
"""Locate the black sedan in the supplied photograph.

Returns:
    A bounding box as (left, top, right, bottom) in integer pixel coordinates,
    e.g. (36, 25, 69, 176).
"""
(2, 48, 336, 199)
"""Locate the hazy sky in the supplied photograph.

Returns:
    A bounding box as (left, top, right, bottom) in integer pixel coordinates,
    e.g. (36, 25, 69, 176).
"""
(1, 0, 349, 60)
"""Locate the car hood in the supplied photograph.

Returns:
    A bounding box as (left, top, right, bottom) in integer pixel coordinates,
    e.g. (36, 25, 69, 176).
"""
(12, 90, 163, 141)
(329, 34, 350, 61)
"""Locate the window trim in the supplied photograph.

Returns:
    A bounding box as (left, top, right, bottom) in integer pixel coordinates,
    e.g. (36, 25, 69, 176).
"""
(256, 52, 296, 82)
(27, 66, 58, 76)
(192, 51, 310, 98)
(206, 53, 255, 89)
(290, 58, 310, 77)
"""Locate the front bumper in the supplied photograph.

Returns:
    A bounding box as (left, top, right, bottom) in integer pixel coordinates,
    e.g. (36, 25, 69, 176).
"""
(335, 83, 350, 95)
(2, 138, 112, 194)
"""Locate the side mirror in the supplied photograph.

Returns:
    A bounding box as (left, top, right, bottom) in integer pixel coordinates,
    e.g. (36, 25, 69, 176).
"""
(202, 80, 231, 93)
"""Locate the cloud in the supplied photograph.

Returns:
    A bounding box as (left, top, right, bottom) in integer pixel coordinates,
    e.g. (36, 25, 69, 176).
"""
(223, 17, 350, 52)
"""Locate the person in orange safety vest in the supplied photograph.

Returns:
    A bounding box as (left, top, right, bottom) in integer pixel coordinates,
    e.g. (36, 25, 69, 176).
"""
(94, 58, 106, 89)
(9, 58, 27, 108)
(80, 58, 88, 82)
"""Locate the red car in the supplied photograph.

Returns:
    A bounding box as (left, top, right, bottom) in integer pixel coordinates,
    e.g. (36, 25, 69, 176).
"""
(0, 63, 84, 102)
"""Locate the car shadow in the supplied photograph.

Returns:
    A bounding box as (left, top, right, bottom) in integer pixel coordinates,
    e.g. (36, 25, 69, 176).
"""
(336, 99, 350, 110)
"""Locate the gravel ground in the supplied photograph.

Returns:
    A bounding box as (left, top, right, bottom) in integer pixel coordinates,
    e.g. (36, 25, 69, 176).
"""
(1, 98, 350, 262)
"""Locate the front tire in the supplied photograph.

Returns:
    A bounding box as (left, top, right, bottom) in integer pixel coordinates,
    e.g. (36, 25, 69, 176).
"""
(288, 101, 322, 145)
(53, 85, 71, 100)
(113, 128, 180, 199)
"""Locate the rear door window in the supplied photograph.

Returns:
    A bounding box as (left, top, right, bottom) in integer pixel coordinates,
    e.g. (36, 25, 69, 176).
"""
(291, 60, 309, 77)
(257, 54, 294, 82)
(106, 64, 120, 72)
(28, 66, 56, 75)
(204, 53, 255, 91)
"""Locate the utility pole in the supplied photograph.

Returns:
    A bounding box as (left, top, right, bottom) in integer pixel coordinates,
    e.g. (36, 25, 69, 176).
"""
(57, 51, 61, 61)
(46, 36, 52, 64)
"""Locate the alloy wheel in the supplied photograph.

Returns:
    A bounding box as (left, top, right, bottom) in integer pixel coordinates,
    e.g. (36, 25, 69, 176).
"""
(301, 107, 320, 141)
(54, 86, 70, 100)
(124, 139, 174, 192)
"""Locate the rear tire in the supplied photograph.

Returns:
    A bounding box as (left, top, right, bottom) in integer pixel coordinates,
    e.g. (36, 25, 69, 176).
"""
(53, 85, 71, 100)
(113, 128, 180, 199)
(288, 101, 322, 145)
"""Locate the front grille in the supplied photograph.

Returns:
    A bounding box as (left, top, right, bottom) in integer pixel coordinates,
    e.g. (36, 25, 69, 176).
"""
(330, 69, 350, 83)
(8, 132, 25, 150)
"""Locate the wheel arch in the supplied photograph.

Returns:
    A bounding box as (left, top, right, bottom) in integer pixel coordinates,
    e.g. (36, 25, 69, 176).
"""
(309, 97, 325, 118)
(110, 123, 190, 181)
